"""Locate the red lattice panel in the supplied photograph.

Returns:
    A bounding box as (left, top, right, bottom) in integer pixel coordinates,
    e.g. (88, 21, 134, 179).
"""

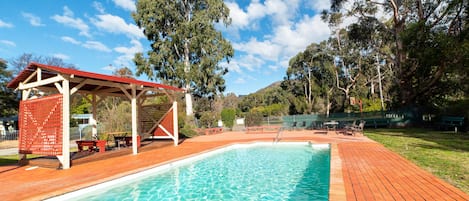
(19, 94, 63, 156)
(154, 107, 174, 136)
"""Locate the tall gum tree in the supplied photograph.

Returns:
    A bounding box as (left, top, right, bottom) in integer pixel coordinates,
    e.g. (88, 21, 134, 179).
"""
(132, 0, 234, 116)
(326, 0, 468, 106)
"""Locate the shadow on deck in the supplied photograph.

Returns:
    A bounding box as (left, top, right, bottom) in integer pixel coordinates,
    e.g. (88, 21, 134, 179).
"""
(27, 139, 177, 169)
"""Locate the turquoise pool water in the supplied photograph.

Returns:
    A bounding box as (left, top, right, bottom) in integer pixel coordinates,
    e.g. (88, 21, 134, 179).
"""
(51, 142, 330, 201)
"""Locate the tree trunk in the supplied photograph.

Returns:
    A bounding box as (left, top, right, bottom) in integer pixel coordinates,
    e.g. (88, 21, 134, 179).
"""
(184, 39, 193, 116)
(185, 91, 193, 116)
(390, 0, 409, 105)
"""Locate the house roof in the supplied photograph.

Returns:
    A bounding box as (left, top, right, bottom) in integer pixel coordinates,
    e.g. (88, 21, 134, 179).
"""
(7, 62, 183, 96)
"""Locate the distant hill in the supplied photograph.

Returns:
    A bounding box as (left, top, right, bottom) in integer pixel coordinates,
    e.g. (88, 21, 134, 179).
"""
(237, 81, 283, 100)
(255, 81, 282, 94)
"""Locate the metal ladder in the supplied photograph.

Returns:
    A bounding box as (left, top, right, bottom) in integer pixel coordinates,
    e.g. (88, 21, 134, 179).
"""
(274, 127, 283, 143)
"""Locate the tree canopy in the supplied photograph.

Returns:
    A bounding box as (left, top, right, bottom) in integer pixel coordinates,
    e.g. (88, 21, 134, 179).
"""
(132, 0, 234, 116)
(274, 0, 468, 115)
(0, 59, 17, 116)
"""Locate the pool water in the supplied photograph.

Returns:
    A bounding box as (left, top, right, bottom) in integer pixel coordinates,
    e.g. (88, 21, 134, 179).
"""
(52, 143, 330, 201)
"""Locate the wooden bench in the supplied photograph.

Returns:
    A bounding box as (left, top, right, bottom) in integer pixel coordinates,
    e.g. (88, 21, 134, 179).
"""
(246, 125, 281, 134)
(437, 116, 464, 133)
(76, 140, 106, 153)
(204, 127, 223, 135)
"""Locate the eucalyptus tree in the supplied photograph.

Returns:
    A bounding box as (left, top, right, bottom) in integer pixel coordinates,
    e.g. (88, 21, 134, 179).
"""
(325, 0, 468, 107)
(132, 0, 234, 116)
(284, 42, 335, 114)
(347, 15, 394, 110)
(327, 28, 364, 111)
(0, 59, 18, 116)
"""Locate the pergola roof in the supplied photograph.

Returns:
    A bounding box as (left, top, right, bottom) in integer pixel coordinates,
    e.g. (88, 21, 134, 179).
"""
(9, 62, 181, 169)
(7, 62, 183, 96)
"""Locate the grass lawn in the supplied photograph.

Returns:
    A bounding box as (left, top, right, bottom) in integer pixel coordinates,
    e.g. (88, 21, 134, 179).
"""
(0, 154, 41, 166)
(365, 128, 469, 194)
(0, 147, 79, 166)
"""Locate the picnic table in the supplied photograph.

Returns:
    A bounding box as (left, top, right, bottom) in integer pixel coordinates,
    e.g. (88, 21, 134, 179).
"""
(76, 140, 106, 153)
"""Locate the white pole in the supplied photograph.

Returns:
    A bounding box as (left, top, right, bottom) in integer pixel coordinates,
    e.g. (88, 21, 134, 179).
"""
(61, 79, 70, 169)
(91, 94, 98, 139)
(173, 101, 179, 146)
(131, 85, 138, 155)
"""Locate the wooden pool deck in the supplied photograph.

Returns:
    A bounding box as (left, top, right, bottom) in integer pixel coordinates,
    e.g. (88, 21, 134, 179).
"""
(0, 130, 467, 201)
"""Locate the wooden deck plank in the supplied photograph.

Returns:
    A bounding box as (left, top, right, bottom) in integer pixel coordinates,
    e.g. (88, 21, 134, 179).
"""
(339, 142, 469, 201)
(0, 131, 467, 201)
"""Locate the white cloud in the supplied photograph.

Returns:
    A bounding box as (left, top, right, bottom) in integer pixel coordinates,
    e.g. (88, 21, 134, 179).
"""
(0, 19, 13, 28)
(235, 54, 266, 72)
(222, 60, 242, 74)
(52, 53, 70, 60)
(264, 0, 297, 26)
(83, 41, 111, 52)
(113, 39, 143, 67)
(232, 14, 330, 72)
(272, 15, 329, 55)
(226, 0, 302, 30)
(268, 64, 280, 71)
(233, 38, 282, 61)
(61, 36, 114, 54)
(92, 14, 144, 39)
(102, 64, 116, 71)
(0, 40, 16, 47)
(22, 12, 45, 26)
(234, 77, 246, 84)
(61, 36, 81, 45)
(93, 1, 106, 14)
(308, 0, 330, 11)
(51, 6, 91, 37)
(226, 2, 254, 29)
(113, 0, 136, 12)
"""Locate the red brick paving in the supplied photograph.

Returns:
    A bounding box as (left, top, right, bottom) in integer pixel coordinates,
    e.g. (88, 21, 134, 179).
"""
(0, 131, 467, 201)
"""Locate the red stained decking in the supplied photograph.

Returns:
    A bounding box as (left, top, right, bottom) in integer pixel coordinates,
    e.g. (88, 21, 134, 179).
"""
(339, 142, 469, 201)
(0, 131, 467, 201)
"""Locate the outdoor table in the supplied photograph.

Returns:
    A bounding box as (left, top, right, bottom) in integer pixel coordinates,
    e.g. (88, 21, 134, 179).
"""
(323, 121, 339, 131)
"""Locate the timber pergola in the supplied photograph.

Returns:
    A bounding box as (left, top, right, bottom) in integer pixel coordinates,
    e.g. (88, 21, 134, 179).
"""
(7, 62, 184, 169)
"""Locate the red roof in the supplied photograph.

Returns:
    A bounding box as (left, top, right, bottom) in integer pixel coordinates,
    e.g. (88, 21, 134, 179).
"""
(7, 62, 183, 93)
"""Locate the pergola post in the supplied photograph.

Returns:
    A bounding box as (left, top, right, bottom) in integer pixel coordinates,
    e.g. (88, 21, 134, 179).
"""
(131, 85, 138, 155)
(59, 79, 70, 169)
(91, 94, 98, 139)
(173, 101, 179, 146)
(18, 90, 30, 165)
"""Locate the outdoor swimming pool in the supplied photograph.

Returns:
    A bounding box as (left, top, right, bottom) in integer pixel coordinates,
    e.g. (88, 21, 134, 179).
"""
(48, 142, 330, 201)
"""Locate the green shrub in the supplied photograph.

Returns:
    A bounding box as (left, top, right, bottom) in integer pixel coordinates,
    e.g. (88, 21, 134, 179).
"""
(199, 111, 219, 128)
(221, 108, 236, 129)
(179, 125, 198, 138)
(245, 111, 263, 127)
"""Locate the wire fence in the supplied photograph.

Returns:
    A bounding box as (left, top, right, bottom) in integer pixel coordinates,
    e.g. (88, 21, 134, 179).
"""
(0, 130, 19, 141)
(0, 127, 84, 143)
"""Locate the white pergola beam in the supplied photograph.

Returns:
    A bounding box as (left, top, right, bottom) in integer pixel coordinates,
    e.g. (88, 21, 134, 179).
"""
(70, 79, 90, 95)
(19, 75, 64, 90)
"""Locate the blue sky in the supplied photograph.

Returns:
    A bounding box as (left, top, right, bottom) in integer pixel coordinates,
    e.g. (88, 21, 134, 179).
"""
(0, 0, 331, 95)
